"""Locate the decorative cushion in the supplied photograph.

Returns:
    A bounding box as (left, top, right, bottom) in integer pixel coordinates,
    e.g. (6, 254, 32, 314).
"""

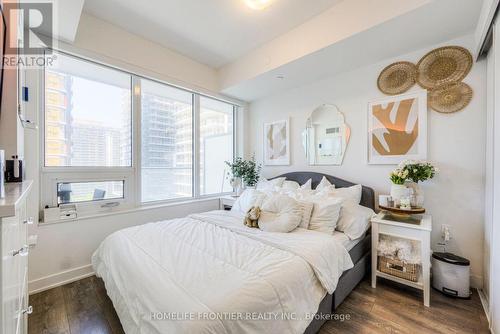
(231, 189, 266, 214)
(296, 200, 314, 229)
(281, 180, 300, 191)
(258, 195, 302, 233)
(337, 203, 375, 240)
(315, 176, 335, 192)
(308, 198, 343, 234)
(256, 177, 286, 192)
(330, 184, 362, 205)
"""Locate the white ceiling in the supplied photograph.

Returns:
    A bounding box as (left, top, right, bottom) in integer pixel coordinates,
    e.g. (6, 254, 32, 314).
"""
(220, 0, 485, 101)
(83, 0, 342, 68)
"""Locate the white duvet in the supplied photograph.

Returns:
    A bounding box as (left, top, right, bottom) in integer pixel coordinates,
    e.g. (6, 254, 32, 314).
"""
(92, 210, 353, 334)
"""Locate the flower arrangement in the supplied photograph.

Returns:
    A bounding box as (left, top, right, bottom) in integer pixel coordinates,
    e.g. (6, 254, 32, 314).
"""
(398, 160, 438, 183)
(390, 160, 438, 185)
(390, 168, 409, 185)
(225, 155, 262, 187)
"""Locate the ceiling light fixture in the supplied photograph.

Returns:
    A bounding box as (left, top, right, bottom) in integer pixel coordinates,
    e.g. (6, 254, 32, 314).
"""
(244, 0, 272, 10)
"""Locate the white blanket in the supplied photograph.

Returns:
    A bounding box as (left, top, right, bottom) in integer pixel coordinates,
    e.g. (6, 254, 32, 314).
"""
(92, 210, 353, 334)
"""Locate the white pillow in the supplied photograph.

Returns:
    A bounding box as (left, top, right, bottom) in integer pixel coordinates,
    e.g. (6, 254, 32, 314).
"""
(256, 177, 286, 191)
(296, 200, 314, 229)
(300, 179, 312, 190)
(290, 179, 314, 197)
(258, 195, 302, 233)
(337, 203, 375, 239)
(231, 189, 266, 214)
(331, 184, 362, 204)
(315, 176, 335, 192)
(308, 198, 343, 234)
(281, 180, 300, 191)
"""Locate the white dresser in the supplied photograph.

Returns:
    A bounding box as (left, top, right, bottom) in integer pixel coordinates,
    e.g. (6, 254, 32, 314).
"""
(0, 181, 32, 334)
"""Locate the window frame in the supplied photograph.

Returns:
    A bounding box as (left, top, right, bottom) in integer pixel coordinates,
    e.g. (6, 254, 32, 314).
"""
(39, 50, 239, 219)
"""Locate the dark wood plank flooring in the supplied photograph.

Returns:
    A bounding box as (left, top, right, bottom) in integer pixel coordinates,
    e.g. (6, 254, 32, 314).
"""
(29, 276, 489, 334)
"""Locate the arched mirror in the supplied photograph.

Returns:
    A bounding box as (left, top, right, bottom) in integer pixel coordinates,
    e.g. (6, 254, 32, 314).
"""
(302, 104, 350, 165)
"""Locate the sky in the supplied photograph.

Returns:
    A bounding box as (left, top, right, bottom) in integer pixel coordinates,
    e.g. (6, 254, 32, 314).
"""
(71, 76, 130, 129)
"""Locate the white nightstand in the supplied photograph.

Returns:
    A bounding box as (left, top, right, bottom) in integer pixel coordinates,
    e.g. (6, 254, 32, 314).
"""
(371, 211, 432, 307)
(219, 195, 237, 210)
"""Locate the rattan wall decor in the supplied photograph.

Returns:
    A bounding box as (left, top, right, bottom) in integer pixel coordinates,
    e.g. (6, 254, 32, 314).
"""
(428, 82, 473, 114)
(416, 46, 472, 89)
(376, 45, 474, 113)
(377, 61, 417, 95)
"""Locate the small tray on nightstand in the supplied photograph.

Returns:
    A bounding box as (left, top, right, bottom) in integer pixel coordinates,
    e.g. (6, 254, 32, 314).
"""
(379, 205, 426, 215)
(378, 205, 425, 225)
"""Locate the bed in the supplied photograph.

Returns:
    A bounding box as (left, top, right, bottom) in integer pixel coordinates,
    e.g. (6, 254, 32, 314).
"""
(92, 172, 375, 334)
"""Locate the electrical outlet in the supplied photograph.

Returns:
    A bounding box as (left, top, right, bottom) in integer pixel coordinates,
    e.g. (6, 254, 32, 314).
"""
(441, 224, 452, 241)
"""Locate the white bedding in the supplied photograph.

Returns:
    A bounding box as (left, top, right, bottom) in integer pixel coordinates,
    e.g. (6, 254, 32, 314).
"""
(92, 210, 353, 334)
(332, 231, 365, 251)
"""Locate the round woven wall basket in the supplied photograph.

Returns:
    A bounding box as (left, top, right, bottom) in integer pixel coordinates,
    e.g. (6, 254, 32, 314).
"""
(428, 82, 473, 113)
(416, 46, 472, 89)
(377, 61, 417, 95)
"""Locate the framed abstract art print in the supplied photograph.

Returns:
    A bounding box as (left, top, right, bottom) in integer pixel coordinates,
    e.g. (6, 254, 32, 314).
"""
(263, 119, 290, 166)
(368, 90, 427, 164)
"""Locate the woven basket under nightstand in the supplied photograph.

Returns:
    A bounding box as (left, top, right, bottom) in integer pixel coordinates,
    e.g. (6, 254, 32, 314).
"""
(378, 256, 420, 282)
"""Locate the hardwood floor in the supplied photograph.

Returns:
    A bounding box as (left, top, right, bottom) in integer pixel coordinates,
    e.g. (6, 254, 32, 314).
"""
(29, 276, 489, 334)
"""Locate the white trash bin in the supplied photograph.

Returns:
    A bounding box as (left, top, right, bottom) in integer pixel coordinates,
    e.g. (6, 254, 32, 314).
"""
(432, 252, 471, 299)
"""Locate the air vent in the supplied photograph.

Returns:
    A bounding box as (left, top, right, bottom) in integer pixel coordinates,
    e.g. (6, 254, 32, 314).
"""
(326, 127, 340, 134)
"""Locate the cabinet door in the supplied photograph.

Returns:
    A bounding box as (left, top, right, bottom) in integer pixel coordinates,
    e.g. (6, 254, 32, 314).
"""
(17, 202, 29, 334)
(2, 210, 22, 334)
(17, 267, 29, 334)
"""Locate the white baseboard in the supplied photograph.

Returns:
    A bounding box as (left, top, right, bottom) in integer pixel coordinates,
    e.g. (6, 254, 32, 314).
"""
(28, 264, 95, 295)
(478, 289, 493, 333)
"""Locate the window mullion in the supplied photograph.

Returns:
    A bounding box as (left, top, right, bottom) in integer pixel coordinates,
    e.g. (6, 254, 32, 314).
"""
(193, 94, 201, 198)
(132, 76, 142, 205)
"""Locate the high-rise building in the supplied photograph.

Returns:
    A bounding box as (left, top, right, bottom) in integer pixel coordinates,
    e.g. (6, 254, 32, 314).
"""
(141, 93, 193, 201)
(70, 120, 122, 166)
(44, 71, 73, 166)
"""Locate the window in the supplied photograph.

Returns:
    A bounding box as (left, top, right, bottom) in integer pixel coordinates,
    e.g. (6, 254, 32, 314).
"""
(200, 96, 234, 195)
(40, 51, 239, 218)
(44, 53, 132, 167)
(141, 79, 193, 202)
(57, 181, 124, 205)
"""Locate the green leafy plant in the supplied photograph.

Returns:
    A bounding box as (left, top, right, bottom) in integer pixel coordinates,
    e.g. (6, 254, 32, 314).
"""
(225, 157, 246, 179)
(398, 160, 438, 183)
(225, 155, 262, 187)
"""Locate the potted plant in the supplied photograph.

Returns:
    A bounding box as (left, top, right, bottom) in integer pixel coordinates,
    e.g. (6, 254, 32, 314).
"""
(225, 156, 261, 195)
(399, 160, 438, 207)
(241, 156, 261, 188)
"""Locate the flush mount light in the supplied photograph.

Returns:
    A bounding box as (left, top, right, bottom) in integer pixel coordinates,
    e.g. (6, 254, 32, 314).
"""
(244, 0, 272, 10)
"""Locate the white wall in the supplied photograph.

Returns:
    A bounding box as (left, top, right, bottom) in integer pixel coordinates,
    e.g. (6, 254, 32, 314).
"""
(486, 18, 500, 334)
(485, 25, 495, 309)
(248, 34, 486, 288)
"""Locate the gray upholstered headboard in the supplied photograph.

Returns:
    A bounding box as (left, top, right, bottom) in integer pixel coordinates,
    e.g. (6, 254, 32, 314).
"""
(272, 172, 375, 210)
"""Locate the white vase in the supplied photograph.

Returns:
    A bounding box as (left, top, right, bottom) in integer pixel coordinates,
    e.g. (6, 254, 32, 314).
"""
(390, 184, 409, 205)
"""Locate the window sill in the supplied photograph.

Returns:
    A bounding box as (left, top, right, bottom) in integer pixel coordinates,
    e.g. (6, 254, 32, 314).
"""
(39, 195, 228, 226)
